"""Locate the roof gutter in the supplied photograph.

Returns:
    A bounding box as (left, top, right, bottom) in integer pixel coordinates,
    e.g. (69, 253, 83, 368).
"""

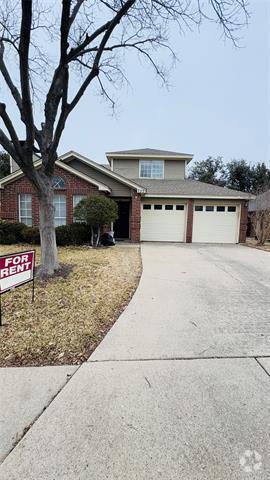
(106, 153, 193, 163)
(143, 194, 252, 200)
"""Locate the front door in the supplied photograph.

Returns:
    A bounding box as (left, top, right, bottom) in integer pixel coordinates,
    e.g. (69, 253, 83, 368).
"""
(114, 201, 130, 239)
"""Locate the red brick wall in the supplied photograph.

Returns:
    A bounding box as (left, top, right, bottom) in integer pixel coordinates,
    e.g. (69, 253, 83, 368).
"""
(239, 201, 248, 243)
(186, 199, 194, 243)
(130, 192, 141, 242)
(0, 166, 99, 226)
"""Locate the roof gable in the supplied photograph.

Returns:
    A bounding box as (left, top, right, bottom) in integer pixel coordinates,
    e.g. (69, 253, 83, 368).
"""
(0, 159, 111, 192)
(59, 151, 146, 193)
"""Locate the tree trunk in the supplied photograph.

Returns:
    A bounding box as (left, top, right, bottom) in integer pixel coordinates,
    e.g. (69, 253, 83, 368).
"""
(90, 226, 94, 246)
(96, 226, 101, 247)
(38, 187, 59, 276)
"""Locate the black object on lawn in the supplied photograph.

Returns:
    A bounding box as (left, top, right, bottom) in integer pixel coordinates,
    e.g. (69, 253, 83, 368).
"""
(100, 232, 115, 247)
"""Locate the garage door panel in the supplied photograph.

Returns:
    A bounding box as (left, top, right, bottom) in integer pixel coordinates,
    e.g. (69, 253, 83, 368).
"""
(192, 205, 239, 244)
(141, 202, 186, 242)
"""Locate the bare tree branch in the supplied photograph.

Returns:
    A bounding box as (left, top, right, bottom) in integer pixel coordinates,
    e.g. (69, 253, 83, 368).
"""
(0, 41, 23, 113)
(68, 0, 136, 112)
(0, 102, 22, 154)
(19, 0, 34, 147)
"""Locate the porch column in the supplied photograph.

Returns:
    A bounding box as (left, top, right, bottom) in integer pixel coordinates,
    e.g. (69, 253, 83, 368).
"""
(239, 201, 248, 243)
(130, 191, 141, 242)
(186, 199, 194, 243)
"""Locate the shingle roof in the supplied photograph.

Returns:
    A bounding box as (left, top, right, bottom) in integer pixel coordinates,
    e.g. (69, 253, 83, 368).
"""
(249, 190, 270, 211)
(131, 178, 251, 199)
(106, 148, 193, 157)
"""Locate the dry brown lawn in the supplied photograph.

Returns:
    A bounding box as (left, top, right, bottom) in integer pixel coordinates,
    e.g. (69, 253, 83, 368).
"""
(0, 244, 141, 367)
(245, 238, 270, 252)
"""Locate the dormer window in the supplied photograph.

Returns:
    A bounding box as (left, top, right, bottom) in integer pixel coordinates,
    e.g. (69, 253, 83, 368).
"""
(52, 176, 65, 189)
(139, 160, 164, 179)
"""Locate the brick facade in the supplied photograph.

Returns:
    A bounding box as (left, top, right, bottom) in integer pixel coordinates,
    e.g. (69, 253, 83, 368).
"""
(186, 199, 194, 243)
(130, 192, 141, 242)
(0, 166, 99, 226)
(239, 201, 248, 243)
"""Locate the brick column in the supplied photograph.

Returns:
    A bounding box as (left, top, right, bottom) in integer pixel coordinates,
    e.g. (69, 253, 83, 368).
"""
(239, 201, 248, 243)
(186, 199, 194, 243)
(130, 191, 141, 242)
(32, 195, 40, 226)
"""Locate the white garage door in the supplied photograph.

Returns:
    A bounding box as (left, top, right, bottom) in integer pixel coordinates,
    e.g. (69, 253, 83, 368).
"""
(141, 201, 186, 242)
(192, 204, 240, 243)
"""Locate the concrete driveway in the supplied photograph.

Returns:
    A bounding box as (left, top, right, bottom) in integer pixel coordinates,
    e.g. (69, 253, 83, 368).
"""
(92, 243, 270, 360)
(1, 244, 270, 479)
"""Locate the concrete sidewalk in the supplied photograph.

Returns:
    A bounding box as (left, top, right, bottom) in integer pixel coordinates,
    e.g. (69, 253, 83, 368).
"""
(0, 365, 78, 462)
(1, 244, 270, 479)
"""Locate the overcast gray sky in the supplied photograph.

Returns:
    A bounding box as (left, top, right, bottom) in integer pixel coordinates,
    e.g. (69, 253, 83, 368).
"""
(28, 1, 268, 168)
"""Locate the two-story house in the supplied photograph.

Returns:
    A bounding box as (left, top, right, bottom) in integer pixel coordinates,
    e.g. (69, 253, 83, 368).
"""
(0, 148, 250, 243)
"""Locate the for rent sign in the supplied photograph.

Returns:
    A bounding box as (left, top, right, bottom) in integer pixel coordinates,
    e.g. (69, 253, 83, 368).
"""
(0, 250, 35, 294)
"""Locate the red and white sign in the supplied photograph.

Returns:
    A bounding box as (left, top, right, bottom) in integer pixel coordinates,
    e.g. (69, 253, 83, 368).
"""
(0, 250, 35, 294)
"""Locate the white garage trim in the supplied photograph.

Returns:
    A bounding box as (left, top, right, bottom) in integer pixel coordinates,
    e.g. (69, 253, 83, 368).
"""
(192, 202, 241, 244)
(141, 199, 187, 242)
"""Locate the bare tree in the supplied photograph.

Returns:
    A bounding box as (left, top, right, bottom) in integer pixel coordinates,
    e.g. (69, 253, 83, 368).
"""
(0, 0, 248, 276)
(252, 209, 270, 246)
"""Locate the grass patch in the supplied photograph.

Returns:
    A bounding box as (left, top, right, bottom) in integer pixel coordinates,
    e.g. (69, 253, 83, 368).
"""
(0, 244, 141, 367)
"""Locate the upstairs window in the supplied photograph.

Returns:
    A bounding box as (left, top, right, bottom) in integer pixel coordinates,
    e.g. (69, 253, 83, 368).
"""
(19, 194, 32, 226)
(139, 160, 164, 179)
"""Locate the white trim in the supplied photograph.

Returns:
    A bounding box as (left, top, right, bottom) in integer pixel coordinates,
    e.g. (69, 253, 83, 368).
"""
(139, 159, 164, 180)
(111, 158, 114, 171)
(0, 158, 112, 192)
(59, 151, 146, 193)
(143, 194, 251, 200)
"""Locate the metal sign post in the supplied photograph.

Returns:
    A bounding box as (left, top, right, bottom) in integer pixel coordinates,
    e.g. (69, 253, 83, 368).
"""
(0, 249, 36, 326)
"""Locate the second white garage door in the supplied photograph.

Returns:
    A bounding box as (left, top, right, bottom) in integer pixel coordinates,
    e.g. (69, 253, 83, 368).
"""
(192, 204, 240, 243)
(141, 201, 186, 242)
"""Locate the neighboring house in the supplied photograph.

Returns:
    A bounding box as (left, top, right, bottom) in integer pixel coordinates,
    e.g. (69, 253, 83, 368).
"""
(0, 148, 251, 243)
(248, 189, 270, 237)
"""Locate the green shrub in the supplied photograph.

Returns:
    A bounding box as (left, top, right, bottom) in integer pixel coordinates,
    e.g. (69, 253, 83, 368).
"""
(74, 195, 118, 246)
(0, 220, 26, 244)
(55, 225, 72, 246)
(22, 227, 40, 245)
(0, 220, 90, 246)
(69, 223, 90, 245)
(56, 223, 90, 246)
